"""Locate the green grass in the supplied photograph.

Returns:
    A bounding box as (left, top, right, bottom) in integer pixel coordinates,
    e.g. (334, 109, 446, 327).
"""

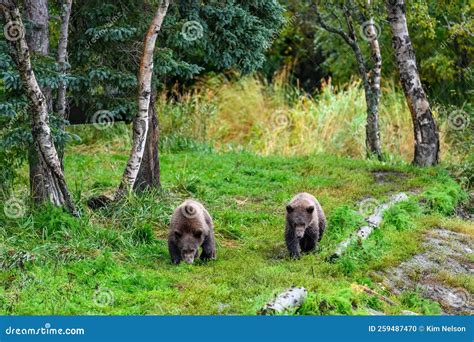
(0, 131, 470, 315)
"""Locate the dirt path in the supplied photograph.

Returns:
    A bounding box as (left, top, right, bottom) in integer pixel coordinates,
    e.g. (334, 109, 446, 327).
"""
(378, 227, 473, 315)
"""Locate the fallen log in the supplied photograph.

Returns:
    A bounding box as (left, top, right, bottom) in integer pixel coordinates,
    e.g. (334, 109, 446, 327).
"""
(331, 193, 409, 260)
(259, 286, 307, 315)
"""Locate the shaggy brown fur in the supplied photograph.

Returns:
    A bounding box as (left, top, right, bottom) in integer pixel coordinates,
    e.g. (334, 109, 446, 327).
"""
(285, 192, 326, 258)
(168, 199, 216, 264)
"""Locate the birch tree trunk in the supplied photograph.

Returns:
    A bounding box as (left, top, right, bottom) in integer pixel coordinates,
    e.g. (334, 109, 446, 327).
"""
(115, 0, 169, 199)
(386, 0, 440, 166)
(56, 0, 72, 120)
(315, 1, 382, 160)
(1, 1, 78, 216)
(23, 0, 61, 203)
(134, 91, 161, 192)
(364, 0, 382, 160)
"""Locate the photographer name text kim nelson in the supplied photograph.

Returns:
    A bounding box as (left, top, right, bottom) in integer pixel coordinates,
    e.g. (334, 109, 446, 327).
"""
(426, 325, 466, 333)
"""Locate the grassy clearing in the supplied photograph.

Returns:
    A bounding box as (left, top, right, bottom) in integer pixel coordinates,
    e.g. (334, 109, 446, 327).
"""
(1, 128, 470, 315)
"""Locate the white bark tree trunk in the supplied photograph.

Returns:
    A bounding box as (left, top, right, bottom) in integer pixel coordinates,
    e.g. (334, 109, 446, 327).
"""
(314, 0, 383, 160)
(115, 0, 169, 199)
(1, 0, 78, 216)
(23, 0, 58, 199)
(134, 91, 161, 192)
(386, 0, 440, 166)
(56, 0, 73, 120)
(364, 0, 383, 160)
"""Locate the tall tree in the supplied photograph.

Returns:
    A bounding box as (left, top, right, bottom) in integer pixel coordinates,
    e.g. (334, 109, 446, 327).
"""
(1, 0, 77, 215)
(386, 0, 440, 166)
(115, 0, 169, 198)
(134, 91, 161, 191)
(314, 0, 383, 160)
(23, 0, 59, 202)
(56, 0, 73, 120)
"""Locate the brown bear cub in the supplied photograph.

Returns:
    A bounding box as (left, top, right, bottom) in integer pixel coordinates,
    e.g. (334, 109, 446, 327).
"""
(285, 192, 326, 258)
(168, 199, 216, 264)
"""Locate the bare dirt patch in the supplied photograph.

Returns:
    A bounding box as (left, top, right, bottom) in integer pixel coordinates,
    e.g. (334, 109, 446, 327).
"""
(372, 170, 408, 184)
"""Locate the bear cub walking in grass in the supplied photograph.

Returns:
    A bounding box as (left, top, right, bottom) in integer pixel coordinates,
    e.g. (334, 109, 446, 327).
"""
(285, 192, 326, 258)
(168, 199, 216, 264)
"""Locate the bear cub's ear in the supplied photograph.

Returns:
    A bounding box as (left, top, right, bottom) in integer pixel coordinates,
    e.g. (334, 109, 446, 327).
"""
(306, 206, 314, 213)
(286, 204, 294, 213)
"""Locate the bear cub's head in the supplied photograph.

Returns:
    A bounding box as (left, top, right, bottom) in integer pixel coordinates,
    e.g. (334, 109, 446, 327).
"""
(173, 227, 204, 264)
(286, 203, 315, 239)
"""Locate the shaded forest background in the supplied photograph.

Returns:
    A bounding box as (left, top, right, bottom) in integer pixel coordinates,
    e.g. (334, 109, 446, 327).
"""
(1, 0, 472, 197)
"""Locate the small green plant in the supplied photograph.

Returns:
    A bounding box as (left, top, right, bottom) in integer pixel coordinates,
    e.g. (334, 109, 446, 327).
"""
(298, 288, 371, 315)
(399, 291, 442, 315)
(382, 200, 421, 231)
(421, 178, 466, 215)
(320, 205, 363, 253)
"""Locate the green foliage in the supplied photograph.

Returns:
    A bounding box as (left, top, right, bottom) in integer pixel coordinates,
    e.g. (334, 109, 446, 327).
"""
(68, 0, 285, 122)
(328, 206, 363, 235)
(421, 177, 466, 215)
(299, 289, 356, 315)
(319, 205, 363, 257)
(266, 0, 473, 105)
(399, 291, 442, 315)
(381, 200, 421, 232)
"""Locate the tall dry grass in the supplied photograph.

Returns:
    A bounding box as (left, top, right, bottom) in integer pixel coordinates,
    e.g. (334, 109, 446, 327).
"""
(158, 75, 456, 162)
